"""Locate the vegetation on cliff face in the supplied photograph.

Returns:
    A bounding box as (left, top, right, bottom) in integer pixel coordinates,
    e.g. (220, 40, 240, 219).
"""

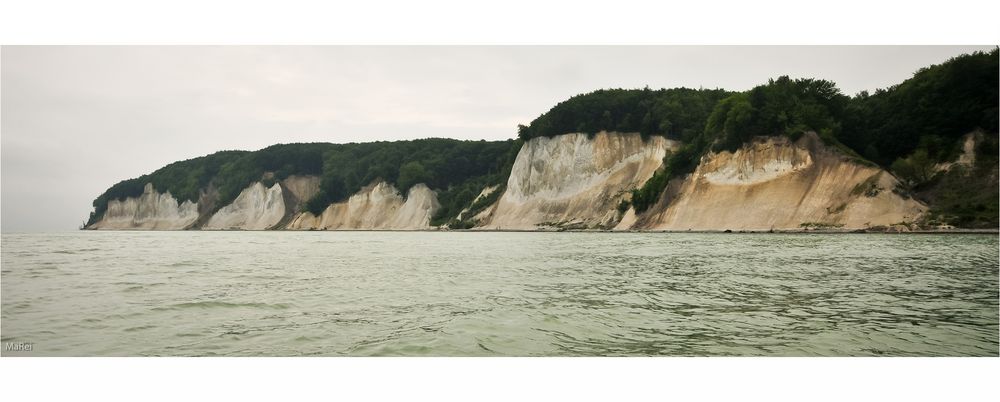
(914, 134, 999, 228)
(842, 49, 998, 167)
(624, 76, 853, 212)
(605, 50, 998, 223)
(88, 150, 248, 226)
(87, 139, 518, 227)
(843, 49, 998, 227)
(303, 138, 520, 225)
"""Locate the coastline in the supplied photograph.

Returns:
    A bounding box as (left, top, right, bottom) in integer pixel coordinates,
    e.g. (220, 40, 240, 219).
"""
(75, 228, 1000, 234)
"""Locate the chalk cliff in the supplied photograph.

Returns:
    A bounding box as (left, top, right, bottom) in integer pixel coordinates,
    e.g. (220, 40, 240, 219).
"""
(196, 175, 323, 230)
(479, 132, 677, 229)
(88, 183, 199, 230)
(202, 182, 286, 230)
(287, 181, 440, 230)
(85, 133, 931, 232)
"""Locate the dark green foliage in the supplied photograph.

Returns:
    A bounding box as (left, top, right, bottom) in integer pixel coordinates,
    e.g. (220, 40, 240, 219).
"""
(435, 181, 508, 228)
(430, 178, 500, 227)
(213, 143, 334, 208)
(304, 138, 519, 219)
(467, 184, 504, 214)
(88, 143, 338, 226)
(890, 149, 936, 191)
(517, 87, 732, 141)
(616, 199, 630, 214)
(841, 49, 999, 166)
(703, 93, 754, 151)
(842, 48, 998, 227)
(631, 76, 852, 190)
(703, 76, 848, 153)
(396, 161, 430, 194)
(430, 140, 520, 227)
(520, 50, 996, 227)
(630, 152, 674, 213)
(630, 168, 670, 213)
(916, 135, 999, 228)
(610, 50, 996, 219)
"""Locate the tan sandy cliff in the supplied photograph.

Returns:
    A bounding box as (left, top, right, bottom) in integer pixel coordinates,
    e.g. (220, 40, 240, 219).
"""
(632, 132, 926, 231)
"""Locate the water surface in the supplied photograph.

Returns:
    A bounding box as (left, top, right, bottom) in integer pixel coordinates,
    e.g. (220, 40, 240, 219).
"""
(2, 231, 997, 356)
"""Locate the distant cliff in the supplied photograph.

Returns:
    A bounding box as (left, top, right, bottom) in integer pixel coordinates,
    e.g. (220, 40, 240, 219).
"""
(88, 183, 199, 230)
(85, 130, 982, 231)
(85, 139, 518, 230)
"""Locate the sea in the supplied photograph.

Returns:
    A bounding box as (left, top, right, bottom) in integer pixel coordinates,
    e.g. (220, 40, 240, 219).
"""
(1, 231, 997, 356)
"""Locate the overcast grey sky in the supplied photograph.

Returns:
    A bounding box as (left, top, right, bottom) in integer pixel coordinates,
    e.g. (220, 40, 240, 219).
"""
(1, 46, 994, 232)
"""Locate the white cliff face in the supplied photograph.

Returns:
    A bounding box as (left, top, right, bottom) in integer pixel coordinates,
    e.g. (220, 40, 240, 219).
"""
(203, 182, 286, 230)
(287, 182, 441, 230)
(480, 132, 677, 229)
(89, 183, 199, 230)
(635, 132, 926, 231)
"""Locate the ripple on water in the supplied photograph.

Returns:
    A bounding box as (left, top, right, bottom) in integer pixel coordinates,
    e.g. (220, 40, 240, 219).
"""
(1, 231, 997, 356)
(152, 301, 294, 311)
(123, 325, 158, 332)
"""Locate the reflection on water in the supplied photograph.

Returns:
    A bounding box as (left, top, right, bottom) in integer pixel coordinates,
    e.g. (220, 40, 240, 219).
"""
(2, 231, 997, 356)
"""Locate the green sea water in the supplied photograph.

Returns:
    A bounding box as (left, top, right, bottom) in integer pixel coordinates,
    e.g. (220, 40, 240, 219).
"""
(2, 231, 997, 356)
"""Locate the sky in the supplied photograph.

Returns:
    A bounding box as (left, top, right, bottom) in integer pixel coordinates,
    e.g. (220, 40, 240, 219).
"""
(1, 45, 994, 232)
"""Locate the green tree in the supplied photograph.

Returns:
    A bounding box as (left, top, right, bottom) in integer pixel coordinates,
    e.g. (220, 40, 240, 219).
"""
(397, 161, 430, 193)
(891, 149, 936, 191)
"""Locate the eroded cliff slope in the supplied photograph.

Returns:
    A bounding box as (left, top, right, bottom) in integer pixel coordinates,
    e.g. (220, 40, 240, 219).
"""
(632, 133, 926, 230)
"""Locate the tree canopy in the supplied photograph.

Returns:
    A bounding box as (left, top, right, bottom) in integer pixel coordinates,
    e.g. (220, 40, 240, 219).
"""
(516, 87, 732, 141)
(841, 48, 999, 166)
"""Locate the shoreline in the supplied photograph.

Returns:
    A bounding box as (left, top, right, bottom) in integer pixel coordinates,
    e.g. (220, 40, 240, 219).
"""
(71, 228, 1000, 234)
